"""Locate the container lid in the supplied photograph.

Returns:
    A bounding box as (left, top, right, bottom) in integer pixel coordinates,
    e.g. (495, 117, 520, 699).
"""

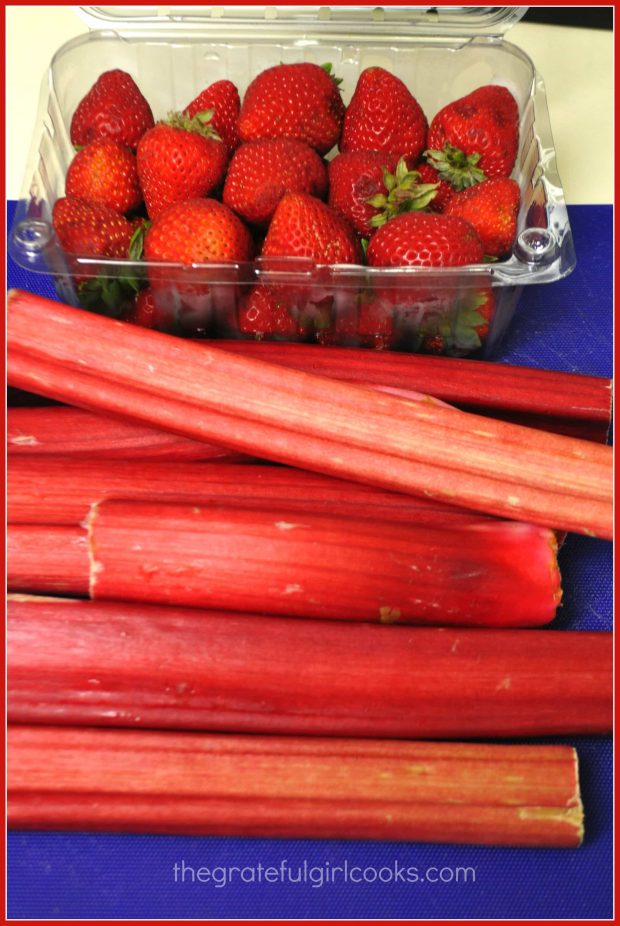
(79, 6, 527, 37)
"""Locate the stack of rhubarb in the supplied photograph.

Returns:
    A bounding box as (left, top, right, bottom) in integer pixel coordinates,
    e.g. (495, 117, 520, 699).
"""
(6, 289, 613, 847)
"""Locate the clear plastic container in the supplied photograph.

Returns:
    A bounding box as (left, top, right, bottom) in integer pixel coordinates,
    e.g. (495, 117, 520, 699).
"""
(8, 5, 576, 356)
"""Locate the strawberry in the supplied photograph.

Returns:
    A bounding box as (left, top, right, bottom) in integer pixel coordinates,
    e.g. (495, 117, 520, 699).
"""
(52, 197, 141, 259)
(52, 197, 146, 317)
(427, 85, 519, 180)
(261, 193, 363, 265)
(137, 114, 228, 220)
(444, 178, 520, 258)
(144, 198, 253, 334)
(145, 198, 253, 265)
(340, 67, 428, 165)
(259, 194, 362, 343)
(357, 292, 395, 349)
(329, 153, 439, 236)
(415, 162, 457, 213)
(238, 63, 345, 155)
(366, 212, 484, 268)
(184, 79, 241, 156)
(223, 139, 328, 227)
(328, 151, 397, 237)
(65, 140, 142, 215)
(122, 288, 171, 330)
(70, 69, 154, 150)
(238, 286, 299, 339)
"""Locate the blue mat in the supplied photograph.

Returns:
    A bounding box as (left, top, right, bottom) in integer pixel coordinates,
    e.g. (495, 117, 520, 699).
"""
(6, 202, 612, 920)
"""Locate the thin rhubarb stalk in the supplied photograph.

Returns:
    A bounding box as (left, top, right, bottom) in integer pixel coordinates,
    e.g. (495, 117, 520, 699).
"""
(216, 340, 613, 434)
(7, 725, 584, 846)
(7, 526, 90, 597)
(7, 406, 249, 462)
(8, 346, 611, 541)
(8, 596, 611, 738)
(9, 293, 610, 470)
(83, 498, 562, 626)
(7, 291, 612, 537)
(7, 455, 488, 527)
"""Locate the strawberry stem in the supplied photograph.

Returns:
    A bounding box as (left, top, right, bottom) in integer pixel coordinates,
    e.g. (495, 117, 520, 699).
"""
(368, 157, 439, 228)
(164, 110, 221, 142)
(425, 143, 487, 191)
(321, 61, 343, 87)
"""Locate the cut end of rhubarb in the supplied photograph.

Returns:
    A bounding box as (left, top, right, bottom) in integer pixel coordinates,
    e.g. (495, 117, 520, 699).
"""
(547, 529, 563, 609)
(571, 747, 585, 847)
(86, 502, 102, 599)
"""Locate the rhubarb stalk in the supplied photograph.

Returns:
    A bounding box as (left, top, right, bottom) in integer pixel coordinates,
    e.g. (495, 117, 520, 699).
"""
(83, 499, 561, 626)
(216, 340, 613, 443)
(7, 456, 488, 527)
(7, 501, 561, 625)
(7, 291, 612, 538)
(7, 725, 584, 846)
(7, 405, 248, 462)
(8, 596, 611, 738)
(7, 526, 90, 597)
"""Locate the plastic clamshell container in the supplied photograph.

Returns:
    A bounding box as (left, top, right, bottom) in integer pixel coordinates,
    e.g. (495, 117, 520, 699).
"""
(9, 5, 576, 357)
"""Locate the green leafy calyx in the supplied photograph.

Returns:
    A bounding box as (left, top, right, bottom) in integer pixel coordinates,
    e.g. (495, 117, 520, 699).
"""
(424, 143, 486, 191)
(367, 157, 439, 229)
(164, 110, 222, 142)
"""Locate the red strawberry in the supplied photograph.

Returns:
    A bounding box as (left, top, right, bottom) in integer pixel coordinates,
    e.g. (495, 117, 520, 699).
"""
(340, 67, 428, 165)
(65, 140, 142, 214)
(328, 151, 397, 237)
(52, 196, 141, 258)
(427, 85, 519, 180)
(144, 198, 253, 335)
(357, 293, 395, 349)
(260, 194, 362, 342)
(238, 286, 299, 339)
(261, 193, 363, 265)
(52, 197, 146, 316)
(444, 177, 520, 257)
(122, 287, 169, 329)
(415, 162, 457, 213)
(145, 198, 253, 264)
(223, 139, 328, 227)
(366, 212, 484, 268)
(238, 63, 345, 155)
(70, 70, 154, 150)
(184, 79, 241, 155)
(328, 152, 438, 236)
(137, 114, 228, 220)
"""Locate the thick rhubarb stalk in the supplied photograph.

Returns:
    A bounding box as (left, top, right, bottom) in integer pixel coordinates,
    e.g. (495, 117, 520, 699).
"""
(7, 725, 584, 846)
(7, 406, 248, 462)
(7, 526, 90, 597)
(216, 340, 613, 443)
(7, 456, 488, 527)
(8, 596, 611, 738)
(83, 499, 561, 626)
(7, 291, 612, 538)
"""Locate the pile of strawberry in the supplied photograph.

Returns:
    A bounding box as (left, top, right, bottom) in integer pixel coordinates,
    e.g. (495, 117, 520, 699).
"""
(52, 64, 522, 353)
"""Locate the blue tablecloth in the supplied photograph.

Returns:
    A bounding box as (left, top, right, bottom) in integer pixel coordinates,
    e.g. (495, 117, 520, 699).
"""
(7, 202, 612, 920)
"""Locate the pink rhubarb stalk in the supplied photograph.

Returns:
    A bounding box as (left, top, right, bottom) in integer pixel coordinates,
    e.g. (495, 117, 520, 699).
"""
(7, 291, 612, 538)
(8, 595, 611, 738)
